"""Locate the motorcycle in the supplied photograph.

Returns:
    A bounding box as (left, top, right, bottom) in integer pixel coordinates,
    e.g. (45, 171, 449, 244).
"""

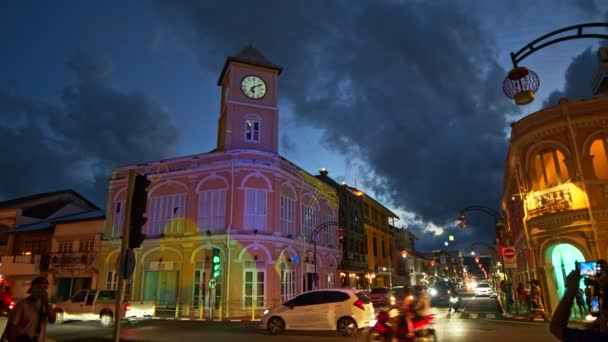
(448, 294, 460, 313)
(368, 310, 436, 342)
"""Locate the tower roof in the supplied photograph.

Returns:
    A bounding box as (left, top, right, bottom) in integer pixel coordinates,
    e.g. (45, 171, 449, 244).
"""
(217, 46, 283, 85)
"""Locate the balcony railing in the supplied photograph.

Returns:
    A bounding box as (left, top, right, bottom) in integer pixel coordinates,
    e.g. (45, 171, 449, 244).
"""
(528, 189, 573, 218)
(50, 252, 96, 267)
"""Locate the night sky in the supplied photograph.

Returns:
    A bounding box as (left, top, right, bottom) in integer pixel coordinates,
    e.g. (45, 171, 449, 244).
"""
(1, 1, 607, 252)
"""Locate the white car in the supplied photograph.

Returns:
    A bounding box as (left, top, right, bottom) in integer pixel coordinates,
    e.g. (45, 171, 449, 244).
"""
(475, 283, 492, 297)
(261, 288, 374, 336)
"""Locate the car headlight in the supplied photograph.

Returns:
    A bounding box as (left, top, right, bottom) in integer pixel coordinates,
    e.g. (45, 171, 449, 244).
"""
(429, 288, 438, 296)
(263, 309, 269, 316)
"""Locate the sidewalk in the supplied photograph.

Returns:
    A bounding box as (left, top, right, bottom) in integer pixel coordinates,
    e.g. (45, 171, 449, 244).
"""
(496, 295, 589, 324)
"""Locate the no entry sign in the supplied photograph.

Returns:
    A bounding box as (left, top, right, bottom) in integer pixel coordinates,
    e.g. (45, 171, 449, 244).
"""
(503, 247, 517, 268)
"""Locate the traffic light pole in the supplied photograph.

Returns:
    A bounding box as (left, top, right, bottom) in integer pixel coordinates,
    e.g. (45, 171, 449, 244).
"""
(112, 171, 135, 342)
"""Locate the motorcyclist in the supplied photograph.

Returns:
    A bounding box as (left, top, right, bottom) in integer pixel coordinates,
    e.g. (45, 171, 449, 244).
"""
(411, 285, 431, 318)
(449, 282, 460, 312)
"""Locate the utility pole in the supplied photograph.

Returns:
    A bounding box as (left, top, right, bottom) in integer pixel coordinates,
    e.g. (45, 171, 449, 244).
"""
(112, 171, 149, 342)
(112, 171, 134, 342)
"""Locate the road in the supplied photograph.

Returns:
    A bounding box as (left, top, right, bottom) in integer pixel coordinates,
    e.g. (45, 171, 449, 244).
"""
(46, 294, 559, 342)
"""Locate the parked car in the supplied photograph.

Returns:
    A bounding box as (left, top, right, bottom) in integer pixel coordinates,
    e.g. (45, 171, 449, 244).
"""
(54, 289, 156, 327)
(475, 283, 493, 297)
(369, 287, 396, 307)
(261, 288, 374, 336)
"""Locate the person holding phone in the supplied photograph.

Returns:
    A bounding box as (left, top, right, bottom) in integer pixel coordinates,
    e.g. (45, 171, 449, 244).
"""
(550, 269, 608, 341)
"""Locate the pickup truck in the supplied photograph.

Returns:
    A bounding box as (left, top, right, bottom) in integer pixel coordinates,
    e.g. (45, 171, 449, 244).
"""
(54, 289, 155, 327)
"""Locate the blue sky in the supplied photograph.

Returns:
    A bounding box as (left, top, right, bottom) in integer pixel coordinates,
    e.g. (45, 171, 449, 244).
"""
(1, 0, 606, 252)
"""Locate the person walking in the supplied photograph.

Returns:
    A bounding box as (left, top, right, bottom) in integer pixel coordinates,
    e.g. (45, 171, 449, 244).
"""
(517, 282, 526, 314)
(2, 276, 56, 342)
(530, 279, 549, 322)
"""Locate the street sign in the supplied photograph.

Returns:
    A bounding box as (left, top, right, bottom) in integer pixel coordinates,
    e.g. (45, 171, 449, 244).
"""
(503, 247, 517, 268)
(209, 278, 216, 289)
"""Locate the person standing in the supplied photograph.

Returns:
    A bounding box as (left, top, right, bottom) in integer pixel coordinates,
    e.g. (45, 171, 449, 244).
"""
(3, 276, 56, 342)
(530, 279, 549, 322)
(575, 288, 587, 317)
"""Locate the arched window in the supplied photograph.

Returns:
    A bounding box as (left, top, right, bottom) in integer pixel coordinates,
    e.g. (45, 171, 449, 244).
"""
(590, 138, 608, 179)
(532, 149, 569, 189)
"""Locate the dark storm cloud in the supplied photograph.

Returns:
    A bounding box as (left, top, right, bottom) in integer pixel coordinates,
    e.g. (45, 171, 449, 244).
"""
(542, 47, 599, 107)
(153, 0, 514, 250)
(0, 50, 179, 206)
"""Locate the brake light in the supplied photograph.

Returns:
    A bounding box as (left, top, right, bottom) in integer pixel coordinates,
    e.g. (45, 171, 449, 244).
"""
(354, 299, 365, 310)
(124, 304, 131, 312)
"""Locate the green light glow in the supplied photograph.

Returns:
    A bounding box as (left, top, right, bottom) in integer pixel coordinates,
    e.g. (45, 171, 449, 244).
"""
(551, 243, 585, 299)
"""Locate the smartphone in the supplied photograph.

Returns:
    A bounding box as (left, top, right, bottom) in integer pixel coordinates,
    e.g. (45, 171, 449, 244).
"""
(590, 297, 600, 313)
(579, 261, 598, 276)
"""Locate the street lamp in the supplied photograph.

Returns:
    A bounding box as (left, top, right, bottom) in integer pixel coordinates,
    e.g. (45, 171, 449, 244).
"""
(401, 250, 408, 285)
(504, 22, 608, 106)
(311, 221, 339, 289)
(458, 206, 512, 311)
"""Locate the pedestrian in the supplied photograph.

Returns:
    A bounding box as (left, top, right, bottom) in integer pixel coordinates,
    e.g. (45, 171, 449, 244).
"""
(530, 279, 548, 322)
(2, 276, 56, 342)
(584, 285, 592, 309)
(575, 288, 587, 317)
(516, 282, 526, 314)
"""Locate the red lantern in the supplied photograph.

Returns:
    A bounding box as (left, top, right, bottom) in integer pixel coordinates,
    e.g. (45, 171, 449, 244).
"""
(444, 265, 449, 271)
(503, 67, 540, 105)
(475, 257, 480, 263)
(401, 250, 408, 258)
(430, 260, 436, 266)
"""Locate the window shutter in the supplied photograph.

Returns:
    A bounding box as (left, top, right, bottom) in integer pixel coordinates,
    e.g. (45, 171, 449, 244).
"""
(218, 189, 226, 231)
(256, 190, 267, 230)
(245, 189, 256, 229)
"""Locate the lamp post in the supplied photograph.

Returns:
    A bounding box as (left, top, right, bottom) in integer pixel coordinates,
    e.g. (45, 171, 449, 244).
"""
(457, 206, 513, 312)
(311, 221, 339, 289)
(401, 250, 408, 286)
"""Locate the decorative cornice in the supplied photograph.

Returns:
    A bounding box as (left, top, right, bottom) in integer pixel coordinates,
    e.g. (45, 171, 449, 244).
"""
(527, 209, 590, 229)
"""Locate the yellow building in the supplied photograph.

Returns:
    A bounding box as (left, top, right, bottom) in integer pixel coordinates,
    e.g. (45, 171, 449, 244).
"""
(352, 188, 399, 288)
(501, 96, 608, 313)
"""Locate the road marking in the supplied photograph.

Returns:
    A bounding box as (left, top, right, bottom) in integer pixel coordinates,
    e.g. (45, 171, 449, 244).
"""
(469, 313, 478, 319)
(485, 314, 496, 319)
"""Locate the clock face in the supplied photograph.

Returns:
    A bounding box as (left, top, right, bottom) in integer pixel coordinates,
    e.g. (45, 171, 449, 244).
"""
(240, 76, 267, 99)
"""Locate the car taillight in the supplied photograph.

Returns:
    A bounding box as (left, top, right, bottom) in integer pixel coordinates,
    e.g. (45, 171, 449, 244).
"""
(354, 299, 365, 310)
(124, 304, 131, 311)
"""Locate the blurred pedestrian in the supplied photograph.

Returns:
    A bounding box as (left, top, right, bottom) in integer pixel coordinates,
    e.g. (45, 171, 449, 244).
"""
(2, 276, 56, 342)
(530, 279, 549, 322)
(575, 288, 587, 317)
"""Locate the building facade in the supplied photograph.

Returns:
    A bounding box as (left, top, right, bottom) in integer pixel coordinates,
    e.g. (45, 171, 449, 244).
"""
(0, 190, 102, 300)
(501, 95, 608, 313)
(100, 47, 340, 318)
(316, 169, 369, 289)
(358, 191, 398, 288)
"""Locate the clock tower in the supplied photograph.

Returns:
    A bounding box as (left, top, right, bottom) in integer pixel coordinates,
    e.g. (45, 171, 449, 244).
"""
(216, 46, 283, 154)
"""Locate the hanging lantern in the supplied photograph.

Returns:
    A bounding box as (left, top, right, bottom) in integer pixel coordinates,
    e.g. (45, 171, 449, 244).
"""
(475, 257, 480, 263)
(401, 250, 408, 258)
(430, 260, 436, 266)
(457, 214, 467, 229)
(444, 265, 449, 271)
(503, 66, 540, 105)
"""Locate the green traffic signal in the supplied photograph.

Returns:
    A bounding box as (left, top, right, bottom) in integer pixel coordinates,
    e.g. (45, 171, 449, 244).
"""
(213, 256, 220, 263)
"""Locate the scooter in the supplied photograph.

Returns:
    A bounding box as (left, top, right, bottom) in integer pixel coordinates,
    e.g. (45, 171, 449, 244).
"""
(368, 311, 436, 342)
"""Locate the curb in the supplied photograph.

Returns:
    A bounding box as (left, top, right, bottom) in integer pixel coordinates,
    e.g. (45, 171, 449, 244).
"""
(152, 317, 261, 322)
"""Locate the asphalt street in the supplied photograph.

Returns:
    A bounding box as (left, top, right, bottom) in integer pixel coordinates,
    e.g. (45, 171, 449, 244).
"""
(45, 295, 560, 342)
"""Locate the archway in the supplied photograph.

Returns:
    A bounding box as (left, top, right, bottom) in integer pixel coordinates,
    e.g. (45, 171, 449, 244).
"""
(550, 243, 585, 300)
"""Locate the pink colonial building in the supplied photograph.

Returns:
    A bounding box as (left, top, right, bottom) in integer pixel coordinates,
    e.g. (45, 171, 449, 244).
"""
(100, 47, 339, 318)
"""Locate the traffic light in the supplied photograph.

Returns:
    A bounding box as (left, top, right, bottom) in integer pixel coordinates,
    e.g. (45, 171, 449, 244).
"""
(212, 249, 221, 278)
(129, 173, 151, 249)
